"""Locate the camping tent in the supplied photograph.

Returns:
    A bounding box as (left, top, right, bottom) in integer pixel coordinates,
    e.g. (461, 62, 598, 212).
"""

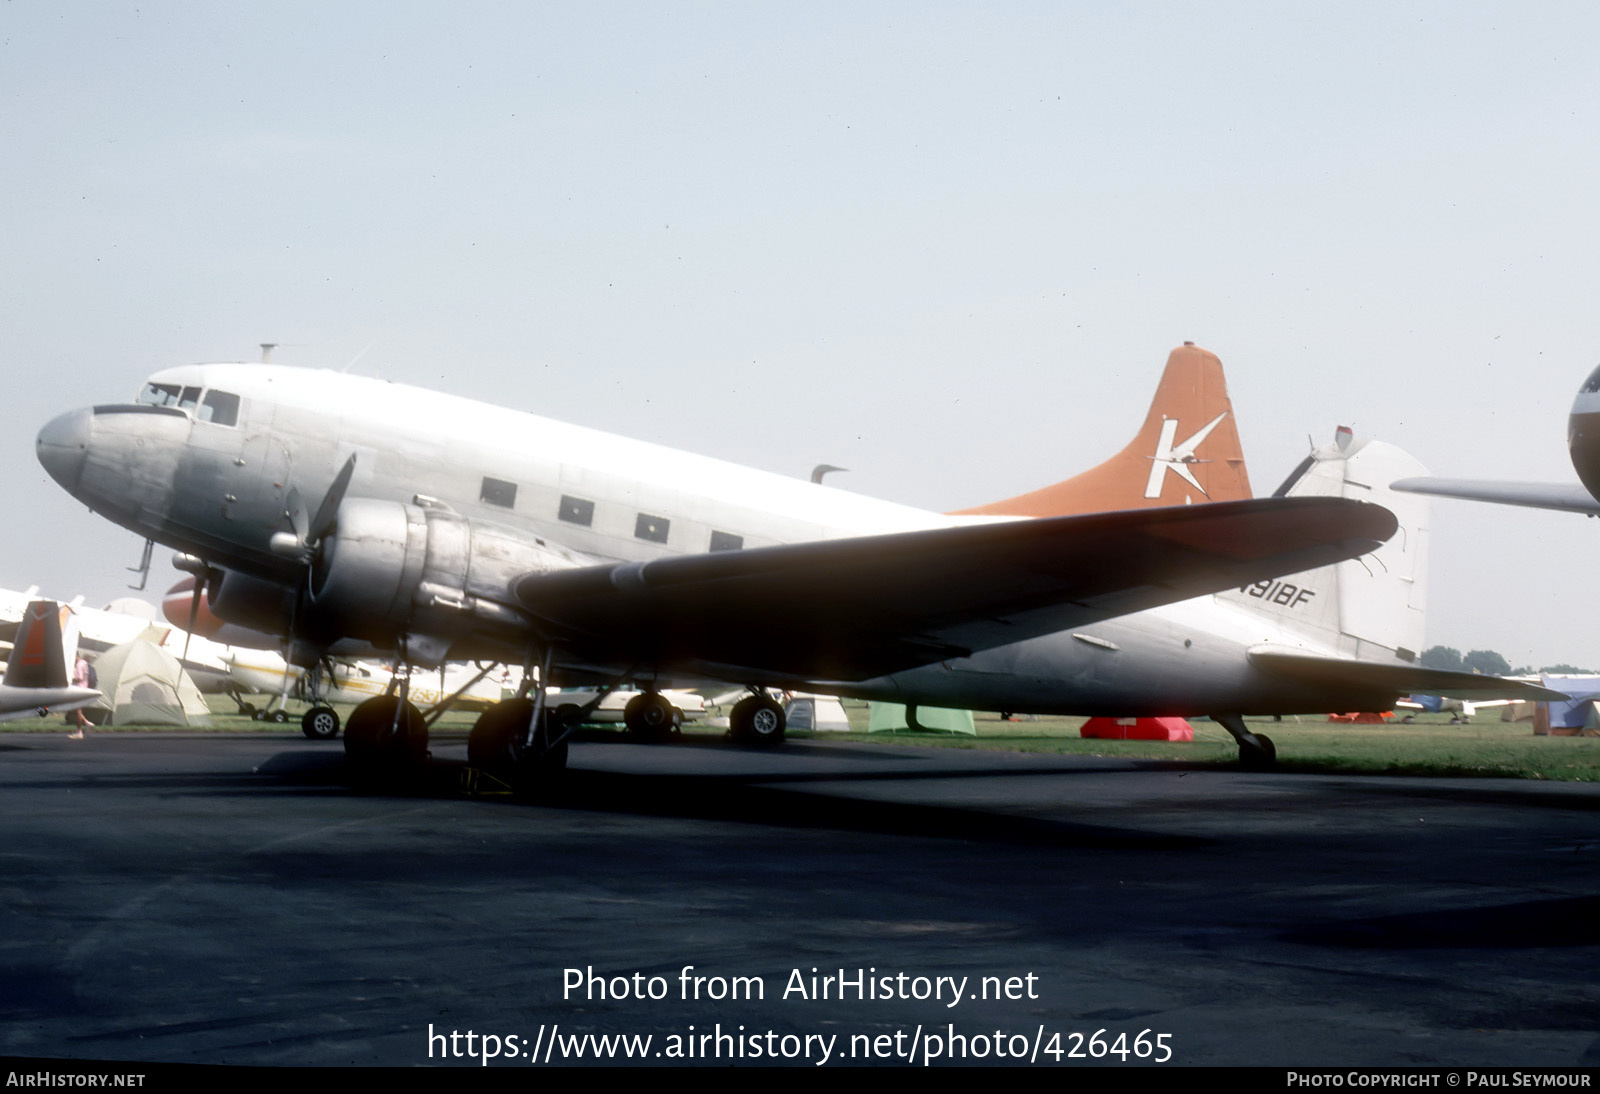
(86, 637, 211, 726)
(867, 703, 976, 735)
(783, 694, 853, 732)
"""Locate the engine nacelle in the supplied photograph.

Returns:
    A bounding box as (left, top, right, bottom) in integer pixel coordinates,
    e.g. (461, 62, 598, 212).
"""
(206, 569, 296, 643)
(305, 497, 580, 661)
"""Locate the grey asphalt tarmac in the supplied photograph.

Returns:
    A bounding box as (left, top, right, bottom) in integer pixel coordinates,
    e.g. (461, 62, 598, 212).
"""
(1, 731, 1597, 1068)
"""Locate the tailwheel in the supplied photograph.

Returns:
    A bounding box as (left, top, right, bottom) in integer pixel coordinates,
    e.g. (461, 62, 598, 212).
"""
(302, 705, 341, 740)
(468, 699, 569, 797)
(1212, 712, 1277, 771)
(1239, 732, 1276, 771)
(730, 694, 786, 747)
(343, 696, 427, 766)
(623, 691, 677, 742)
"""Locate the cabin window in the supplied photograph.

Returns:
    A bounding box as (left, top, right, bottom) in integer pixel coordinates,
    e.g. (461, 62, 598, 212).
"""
(635, 513, 669, 544)
(137, 382, 182, 407)
(559, 495, 594, 526)
(198, 390, 240, 426)
(709, 531, 743, 552)
(480, 476, 518, 509)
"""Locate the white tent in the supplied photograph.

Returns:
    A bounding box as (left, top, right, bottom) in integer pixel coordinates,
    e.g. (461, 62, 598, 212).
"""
(87, 637, 211, 726)
(783, 694, 853, 732)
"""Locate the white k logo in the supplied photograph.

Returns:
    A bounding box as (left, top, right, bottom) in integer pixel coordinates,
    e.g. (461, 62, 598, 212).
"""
(1144, 412, 1228, 499)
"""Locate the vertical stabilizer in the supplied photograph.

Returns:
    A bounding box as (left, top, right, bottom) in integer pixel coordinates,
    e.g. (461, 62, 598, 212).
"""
(954, 343, 1252, 516)
(1221, 431, 1430, 663)
(4, 600, 73, 689)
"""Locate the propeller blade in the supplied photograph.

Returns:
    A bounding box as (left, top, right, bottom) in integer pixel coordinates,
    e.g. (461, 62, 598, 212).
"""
(285, 486, 309, 543)
(308, 455, 358, 545)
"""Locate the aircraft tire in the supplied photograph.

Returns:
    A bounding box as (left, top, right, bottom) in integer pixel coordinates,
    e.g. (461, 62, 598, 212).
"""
(270, 709, 290, 724)
(469, 699, 569, 796)
(1239, 732, 1276, 771)
(343, 696, 427, 765)
(730, 695, 785, 747)
(468, 699, 532, 772)
(302, 705, 341, 740)
(623, 692, 677, 742)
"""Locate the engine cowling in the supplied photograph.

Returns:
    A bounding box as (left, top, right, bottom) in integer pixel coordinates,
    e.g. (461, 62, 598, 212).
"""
(304, 497, 580, 660)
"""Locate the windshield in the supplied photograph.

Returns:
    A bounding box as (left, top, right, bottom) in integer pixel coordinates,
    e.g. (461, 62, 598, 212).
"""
(137, 382, 183, 407)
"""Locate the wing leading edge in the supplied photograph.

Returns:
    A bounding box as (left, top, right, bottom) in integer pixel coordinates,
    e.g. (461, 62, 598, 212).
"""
(1391, 477, 1600, 515)
(513, 497, 1398, 683)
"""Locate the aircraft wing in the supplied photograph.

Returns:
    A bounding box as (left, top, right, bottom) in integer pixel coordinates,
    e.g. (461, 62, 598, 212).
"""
(514, 497, 1397, 682)
(1390, 477, 1600, 515)
(1247, 648, 1568, 702)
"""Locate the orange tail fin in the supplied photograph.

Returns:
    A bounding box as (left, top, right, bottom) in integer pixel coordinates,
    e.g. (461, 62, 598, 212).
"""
(953, 342, 1251, 516)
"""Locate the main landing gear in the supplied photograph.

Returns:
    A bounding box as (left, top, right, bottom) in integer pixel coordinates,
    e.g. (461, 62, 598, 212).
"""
(343, 695, 427, 766)
(622, 691, 679, 742)
(467, 698, 570, 794)
(1212, 712, 1276, 770)
(729, 692, 785, 746)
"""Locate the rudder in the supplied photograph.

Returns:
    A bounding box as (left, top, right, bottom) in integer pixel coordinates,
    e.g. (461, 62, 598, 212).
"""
(1222, 428, 1429, 664)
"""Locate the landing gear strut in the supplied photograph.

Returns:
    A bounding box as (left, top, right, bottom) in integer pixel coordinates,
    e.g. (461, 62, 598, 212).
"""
(1213, 713, 1276, 770)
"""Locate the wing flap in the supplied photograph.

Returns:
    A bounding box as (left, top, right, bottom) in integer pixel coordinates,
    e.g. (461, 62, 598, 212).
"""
(1248, 647, 1567, 702)
(1391, 477, 1600, 515)
(514, 497, 1397, 682)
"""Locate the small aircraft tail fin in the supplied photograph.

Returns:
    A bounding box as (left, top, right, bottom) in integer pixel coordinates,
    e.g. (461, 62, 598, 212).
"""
(953, 342, 1252, 516)
(1221, 428, 1430, 663)
(3, 600, 74, 690)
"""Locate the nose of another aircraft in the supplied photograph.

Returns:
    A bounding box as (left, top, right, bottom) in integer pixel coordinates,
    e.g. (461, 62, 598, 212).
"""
(36, 408, 91, 492)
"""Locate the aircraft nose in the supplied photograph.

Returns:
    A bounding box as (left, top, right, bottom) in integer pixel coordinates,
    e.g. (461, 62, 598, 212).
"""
(36, 408, 91, 492)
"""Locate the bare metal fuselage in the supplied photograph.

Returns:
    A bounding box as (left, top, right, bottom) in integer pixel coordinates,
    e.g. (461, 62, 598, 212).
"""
(38, 364, 1403, 717)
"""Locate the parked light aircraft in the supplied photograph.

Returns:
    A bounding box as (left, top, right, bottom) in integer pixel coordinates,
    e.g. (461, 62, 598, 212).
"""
(221, 646, 513, 737)
(1394, 362, 1600, 514)
(0, 585, 236, 694)
(37, 346, 1554, 783)
(0, 600, 101, 722)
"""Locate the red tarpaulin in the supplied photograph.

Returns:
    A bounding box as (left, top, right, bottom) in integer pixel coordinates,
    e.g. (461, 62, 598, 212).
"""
(1080, 717, 1193, 741)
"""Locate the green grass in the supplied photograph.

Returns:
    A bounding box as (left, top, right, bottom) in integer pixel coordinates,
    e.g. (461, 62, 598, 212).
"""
(12, 698, 1600, 782)
(787, 707, 1600, 782)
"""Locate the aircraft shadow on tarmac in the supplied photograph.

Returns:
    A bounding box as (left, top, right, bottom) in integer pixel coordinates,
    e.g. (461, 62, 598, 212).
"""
(1289, 894, 1600, 949)
(247, 746, 1213, 852)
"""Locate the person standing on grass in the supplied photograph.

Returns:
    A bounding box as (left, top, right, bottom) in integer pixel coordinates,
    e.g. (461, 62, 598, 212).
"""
(68, 653, 91, 739)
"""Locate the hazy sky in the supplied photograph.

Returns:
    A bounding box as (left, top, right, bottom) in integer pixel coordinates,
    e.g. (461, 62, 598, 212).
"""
(6, 2, 1600, 668)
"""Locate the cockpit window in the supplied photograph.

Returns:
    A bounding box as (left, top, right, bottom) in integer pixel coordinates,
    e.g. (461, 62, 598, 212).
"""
(137, 382, 183, 407)
(198, 390, 240, 427)
(178, 386, 201, 412)
(1582, 362, 1600, 394)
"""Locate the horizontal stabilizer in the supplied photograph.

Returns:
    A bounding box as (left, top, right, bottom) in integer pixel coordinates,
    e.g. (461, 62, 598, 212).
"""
(1248, 647, 1567, 702)
(515, 497, 1398, 682)
(1391, 477, 1600, 515)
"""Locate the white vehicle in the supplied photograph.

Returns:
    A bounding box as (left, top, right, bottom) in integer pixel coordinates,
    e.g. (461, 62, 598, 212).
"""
(545, 688, 705, 734)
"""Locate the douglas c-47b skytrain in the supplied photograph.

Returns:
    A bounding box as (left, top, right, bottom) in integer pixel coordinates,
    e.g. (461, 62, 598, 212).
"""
(36, 345, 1554, 786)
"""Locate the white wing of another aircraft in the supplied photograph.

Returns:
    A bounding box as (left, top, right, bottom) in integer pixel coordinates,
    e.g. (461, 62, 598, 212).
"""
(1391, 477, 1600, 515)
